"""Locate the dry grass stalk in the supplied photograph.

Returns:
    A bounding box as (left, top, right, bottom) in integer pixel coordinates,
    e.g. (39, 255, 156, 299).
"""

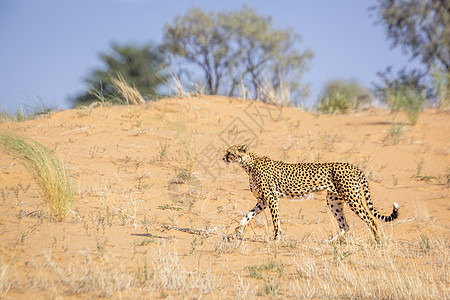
(111, 74, 145, 105)
(168, 71, 191, 98)
(257, 76, 291, 106)
(0, 261, 11, 298)
(288, 235, 448, 299)
(152, 245, 217, 296)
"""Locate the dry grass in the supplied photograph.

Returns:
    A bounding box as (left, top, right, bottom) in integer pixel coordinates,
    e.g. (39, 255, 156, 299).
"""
(0, 131, 74, 221)
(257, 76, 291, 106)
(166, 71, 206, 98)
(111, 73, 145, 105)
(0, 261, 11, 298)
(289, 235, 448, 299)
(152, 245, 217, 296)
(2, 234, 446, 299)
(2, 245, 219, 299)
(1, 253, 136, 298)
(162, 115, 197, 173)
(167, 71, 191, 98)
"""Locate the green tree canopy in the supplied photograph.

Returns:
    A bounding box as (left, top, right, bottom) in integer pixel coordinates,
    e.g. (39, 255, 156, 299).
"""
(73, 42, 167, 106)
(374, 0, 450, 106)
(375, 0, 449, 73)
(162, 6, 313, 102)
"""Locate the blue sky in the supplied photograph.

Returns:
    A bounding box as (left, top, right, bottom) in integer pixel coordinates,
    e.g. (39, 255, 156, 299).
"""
(0, 0, 420, 112)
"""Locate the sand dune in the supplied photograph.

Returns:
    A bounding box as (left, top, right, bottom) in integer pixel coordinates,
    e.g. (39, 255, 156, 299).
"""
(0, 96, 448, 298)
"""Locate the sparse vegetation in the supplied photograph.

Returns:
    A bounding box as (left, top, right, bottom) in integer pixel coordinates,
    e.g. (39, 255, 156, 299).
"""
(163, 117, 196, 173)
(159, 142, 168, 160)
(384, 122, 407, 145)
(431, 67, 450, 108)
(82, 73, 147, 107)
(387, 84, 425, 125)
(317, 79, 372, 114)
(318, 92, 351, 114)
(111, 73, 145, 105)
(264, 277, 282, 297)
(0, 131, 74, 220)
(289, 236, 447, 299)
(151, 245, 217, 295)
(0, 101, 55, 123)
(158, 204, 181, 211)
(247, 260, 284, 280)
(0, 89, 447, 299)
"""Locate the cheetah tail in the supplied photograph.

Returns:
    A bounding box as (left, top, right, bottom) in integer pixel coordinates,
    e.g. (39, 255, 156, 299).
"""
(372, 202, 399, 222)
(360, 171, 399, 222)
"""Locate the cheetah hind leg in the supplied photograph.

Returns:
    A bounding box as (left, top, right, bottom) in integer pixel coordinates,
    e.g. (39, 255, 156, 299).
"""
(324, 192, 349, 243)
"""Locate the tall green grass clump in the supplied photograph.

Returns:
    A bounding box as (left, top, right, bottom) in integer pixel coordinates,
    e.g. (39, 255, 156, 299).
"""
(431, 66, 449, 108)
(318, 92, 351, 114)
(387, 85, 425, 126)
(317, 79, 372, 114)
(0, 131, 74, 220)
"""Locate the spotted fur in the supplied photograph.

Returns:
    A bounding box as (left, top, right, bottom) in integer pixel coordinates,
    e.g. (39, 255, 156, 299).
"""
(223, 144, 399, 242)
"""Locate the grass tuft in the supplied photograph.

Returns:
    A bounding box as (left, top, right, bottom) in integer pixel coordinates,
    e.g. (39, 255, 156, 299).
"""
(111, 73, 145, 105)
(1, 100, 54, 123)
(387, 85, 425, 126)
(384, 122, 407, 145)
(0, 131, 74, 221)
(318, 92, 351, 114)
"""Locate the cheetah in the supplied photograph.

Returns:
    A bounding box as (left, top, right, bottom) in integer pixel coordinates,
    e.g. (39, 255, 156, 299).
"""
(223, 144, 399, 242)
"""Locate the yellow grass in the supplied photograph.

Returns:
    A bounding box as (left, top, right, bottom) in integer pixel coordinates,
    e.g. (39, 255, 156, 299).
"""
(111, 73, 145, 105)
(0, 131, 74, 221)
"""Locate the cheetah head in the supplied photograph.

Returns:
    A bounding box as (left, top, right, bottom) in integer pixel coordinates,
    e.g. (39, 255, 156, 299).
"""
(223, 144, 249, 164)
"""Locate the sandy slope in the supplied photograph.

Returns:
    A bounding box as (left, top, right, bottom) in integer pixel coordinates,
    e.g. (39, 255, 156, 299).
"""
(0, 96, 448, 298)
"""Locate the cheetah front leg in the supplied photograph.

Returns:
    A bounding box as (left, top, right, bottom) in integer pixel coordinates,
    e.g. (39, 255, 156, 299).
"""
(234, 200, 267, 238)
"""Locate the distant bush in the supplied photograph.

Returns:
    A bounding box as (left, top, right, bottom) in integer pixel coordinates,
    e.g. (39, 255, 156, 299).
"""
(431, 67, 449, 108)
(318, 92, 350, 114)
(386, 85, 425, 126)
(317, 79, 372, 114)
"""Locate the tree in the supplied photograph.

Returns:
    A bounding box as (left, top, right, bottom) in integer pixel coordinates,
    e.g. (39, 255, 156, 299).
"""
(162, 6, 313, 102)
(375, 0, 449, 73)
(162, 8, 229, 96)
(73, 42, 167, 106)
(374, 0, 450, 105)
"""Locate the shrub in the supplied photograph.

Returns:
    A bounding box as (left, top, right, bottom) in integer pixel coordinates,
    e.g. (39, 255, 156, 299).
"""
(387, 85, 425, 126)
(318, 92, 351, 114)
(431, 66, 449, 108)
(317, 79, 372, 114)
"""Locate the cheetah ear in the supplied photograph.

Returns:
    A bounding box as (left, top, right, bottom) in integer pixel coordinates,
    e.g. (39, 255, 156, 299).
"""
(241, 144, 248, 152)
